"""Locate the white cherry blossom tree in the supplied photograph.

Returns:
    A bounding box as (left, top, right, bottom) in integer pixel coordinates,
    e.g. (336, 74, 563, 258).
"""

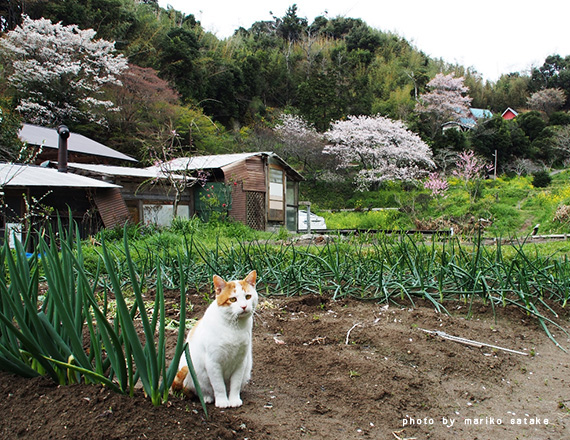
(0, 16, 128, 125)
(323, 114, 435, 190)
(416, 73, 472, 137)
(527, 88, 566, 116)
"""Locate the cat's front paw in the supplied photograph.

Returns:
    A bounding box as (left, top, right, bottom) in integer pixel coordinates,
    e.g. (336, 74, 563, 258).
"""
(215, 396, 243, 408)
(228, 396, 243, 407)
(214, 397, 231, 408)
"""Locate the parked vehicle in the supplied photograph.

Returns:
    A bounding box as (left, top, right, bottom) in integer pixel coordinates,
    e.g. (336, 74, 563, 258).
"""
(298, 210, 327, 230)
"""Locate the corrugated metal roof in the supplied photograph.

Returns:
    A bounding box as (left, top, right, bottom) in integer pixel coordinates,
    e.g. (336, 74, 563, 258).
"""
(153, 152, 266, 171)
(0, 163, 121, 188)
(459, 117, 477, 128)
(146, 152, 303, 180)
(19, 124, 137, 163)
(62, 162, 190, 181)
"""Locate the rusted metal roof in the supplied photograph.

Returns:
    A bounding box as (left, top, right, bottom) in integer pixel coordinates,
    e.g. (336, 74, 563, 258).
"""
(0, 163, 121, 188)
(19, 124, 137, 163)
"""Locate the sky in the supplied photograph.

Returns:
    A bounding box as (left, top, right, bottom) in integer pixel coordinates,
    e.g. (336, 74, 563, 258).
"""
(158, 0, 570, 82)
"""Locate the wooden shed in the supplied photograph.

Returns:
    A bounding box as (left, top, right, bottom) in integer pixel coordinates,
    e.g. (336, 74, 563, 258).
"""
(3, 125, 196, 239)
(149, 152, 303, 231)
(53, 162, 194, 227)
(0, 163, 128, 246)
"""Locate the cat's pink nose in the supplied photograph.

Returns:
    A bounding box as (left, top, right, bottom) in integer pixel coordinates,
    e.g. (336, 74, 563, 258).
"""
(241, 305, 247, 311)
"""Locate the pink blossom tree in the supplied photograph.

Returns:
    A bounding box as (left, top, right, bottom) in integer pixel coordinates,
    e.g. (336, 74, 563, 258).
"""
(323, 114, 434, 191)
(452, 150, 493, 203)
(416, 73, 472, 137)
(424, 172, 449, 199)
(0, 16, 127, 125)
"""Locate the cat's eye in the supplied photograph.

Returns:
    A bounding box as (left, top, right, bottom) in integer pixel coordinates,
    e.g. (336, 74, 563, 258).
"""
(229, 297, 237, 303)
(245, 294, 252, 300)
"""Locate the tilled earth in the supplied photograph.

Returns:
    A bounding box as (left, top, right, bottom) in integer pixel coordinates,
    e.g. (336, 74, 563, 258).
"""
(1, 291, 569, 439)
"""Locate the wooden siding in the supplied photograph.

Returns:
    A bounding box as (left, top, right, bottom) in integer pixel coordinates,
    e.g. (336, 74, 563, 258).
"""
(243, 157, 266, 192)
(222, 160, 246, 224)
(230, 183, 247, 224)
(222, 156, 267, 225)
(93, 188, 130, 228)
(220, 160, 245, 179)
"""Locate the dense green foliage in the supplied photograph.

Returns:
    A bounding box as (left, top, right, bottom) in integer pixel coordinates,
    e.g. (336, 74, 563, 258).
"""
(2, 1, 570, 220)
(1, 1, 568, 163)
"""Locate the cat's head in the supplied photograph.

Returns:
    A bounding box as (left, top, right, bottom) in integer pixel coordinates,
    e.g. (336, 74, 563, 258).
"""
(213, 270, 258, 319)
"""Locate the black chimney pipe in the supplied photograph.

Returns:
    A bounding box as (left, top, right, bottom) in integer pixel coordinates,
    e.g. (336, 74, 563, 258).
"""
(57, 125, 70, 173)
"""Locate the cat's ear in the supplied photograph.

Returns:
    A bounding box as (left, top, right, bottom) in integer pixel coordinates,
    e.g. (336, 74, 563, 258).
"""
(244, 270, 257, 287)
(213, 275, 227, 295)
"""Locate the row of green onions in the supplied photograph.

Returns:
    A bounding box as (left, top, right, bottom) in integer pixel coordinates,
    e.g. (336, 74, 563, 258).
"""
(0, 221, 206, 412)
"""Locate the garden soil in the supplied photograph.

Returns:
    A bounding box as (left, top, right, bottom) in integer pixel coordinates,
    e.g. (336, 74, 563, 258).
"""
(1, 290, 569, 440)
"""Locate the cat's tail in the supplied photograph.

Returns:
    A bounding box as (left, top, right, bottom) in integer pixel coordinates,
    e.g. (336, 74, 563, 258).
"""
(171, 366, 189, 394)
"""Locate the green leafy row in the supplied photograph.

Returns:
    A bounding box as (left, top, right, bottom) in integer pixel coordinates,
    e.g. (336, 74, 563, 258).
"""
(119, 228, 569, 350)
(0, 221, 204, 411)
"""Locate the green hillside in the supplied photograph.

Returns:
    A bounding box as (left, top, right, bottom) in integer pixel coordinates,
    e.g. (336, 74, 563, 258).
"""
(305, 170, 570, 237)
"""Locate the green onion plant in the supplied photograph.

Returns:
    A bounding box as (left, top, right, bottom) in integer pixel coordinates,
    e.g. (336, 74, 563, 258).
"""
(0, 221, 197, 406)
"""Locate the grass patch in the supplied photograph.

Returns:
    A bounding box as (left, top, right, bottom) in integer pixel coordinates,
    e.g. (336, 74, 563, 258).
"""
(319, 209, 411, 230)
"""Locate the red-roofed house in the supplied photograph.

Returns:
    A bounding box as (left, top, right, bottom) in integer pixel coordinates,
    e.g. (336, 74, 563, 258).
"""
(501, 107, 518, 120)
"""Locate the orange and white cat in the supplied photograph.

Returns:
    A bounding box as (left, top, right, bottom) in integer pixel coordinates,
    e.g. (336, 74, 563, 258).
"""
(172, 271, 258, 408)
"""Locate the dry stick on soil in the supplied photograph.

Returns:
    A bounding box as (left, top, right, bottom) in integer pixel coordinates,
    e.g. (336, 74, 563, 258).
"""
(419, 328, 529, 356)
(345, 323, 362, 345)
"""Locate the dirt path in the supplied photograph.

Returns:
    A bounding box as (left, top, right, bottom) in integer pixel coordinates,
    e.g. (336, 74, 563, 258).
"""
(1, 293, 569, 439)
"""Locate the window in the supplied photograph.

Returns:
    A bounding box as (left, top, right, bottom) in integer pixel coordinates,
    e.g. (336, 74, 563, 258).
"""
(268, 167, 284, 221)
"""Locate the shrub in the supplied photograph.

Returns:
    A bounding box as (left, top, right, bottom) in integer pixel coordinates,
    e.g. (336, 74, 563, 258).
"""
(170, 216, 201, 234)
(532, 170, 552, 188)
